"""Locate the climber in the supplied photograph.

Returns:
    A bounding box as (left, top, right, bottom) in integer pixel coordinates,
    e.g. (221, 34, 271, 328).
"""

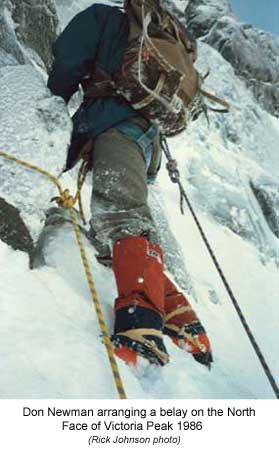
(47, 1, 212, 368)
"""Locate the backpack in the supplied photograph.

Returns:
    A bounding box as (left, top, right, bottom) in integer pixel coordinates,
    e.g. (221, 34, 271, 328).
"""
(112, 0, 229, 136)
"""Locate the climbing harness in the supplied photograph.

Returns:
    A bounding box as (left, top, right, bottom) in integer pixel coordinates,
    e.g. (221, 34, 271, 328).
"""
(161, 137, 279, 399)
(0, 150, 126, 400)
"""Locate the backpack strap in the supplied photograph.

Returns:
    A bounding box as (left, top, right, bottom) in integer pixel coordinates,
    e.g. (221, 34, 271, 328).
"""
(82, 65, 116, 103)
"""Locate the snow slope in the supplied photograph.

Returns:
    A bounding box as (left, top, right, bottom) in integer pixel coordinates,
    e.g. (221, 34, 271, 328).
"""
(0, 201, 278, 399)
(0, 1, 278, 399)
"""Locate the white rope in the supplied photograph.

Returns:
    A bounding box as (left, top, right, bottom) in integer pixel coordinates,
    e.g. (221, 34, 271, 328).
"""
(136, 0, 178, 112)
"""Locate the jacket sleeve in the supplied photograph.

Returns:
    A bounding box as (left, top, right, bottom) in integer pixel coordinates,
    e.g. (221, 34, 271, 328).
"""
(47, 5, 106, 103)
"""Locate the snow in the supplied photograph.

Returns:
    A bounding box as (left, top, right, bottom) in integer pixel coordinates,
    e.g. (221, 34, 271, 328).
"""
(0, 0, 278, 399)
(1, 205, 277, 399)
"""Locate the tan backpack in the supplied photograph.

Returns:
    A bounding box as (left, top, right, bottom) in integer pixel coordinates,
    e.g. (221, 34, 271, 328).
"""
(113, 0, 229, 136)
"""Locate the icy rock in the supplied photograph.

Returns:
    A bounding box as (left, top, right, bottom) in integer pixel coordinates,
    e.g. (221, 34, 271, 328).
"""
(176, 42, 279, 261)
(185, 0, 279, 117)
(54, 0, 121, 29)
(0, 3, 26, 67)
(185, 0, 232, 37)
(163, 0, 189, 23)
(0, 0, 59, 70)
(0, 48, 19, 67)
(0, 64, 72, 240)
(54, 1, 187, 30)
(250, 179, 279, 239)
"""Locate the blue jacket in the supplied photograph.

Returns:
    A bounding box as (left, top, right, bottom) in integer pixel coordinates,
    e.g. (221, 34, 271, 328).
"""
(48, 4, 138, 169)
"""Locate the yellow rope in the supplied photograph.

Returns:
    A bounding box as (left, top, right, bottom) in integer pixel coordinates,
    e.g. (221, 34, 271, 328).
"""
(0, 149, 127, 399)
(69, 208, 126, 399)
(75, 160, 88, 225)
(0, 150, 64, 195)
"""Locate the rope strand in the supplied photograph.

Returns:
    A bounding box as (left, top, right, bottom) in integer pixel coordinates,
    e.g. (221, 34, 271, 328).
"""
(69, 207, 126, 399)
(0, 149, 126, 399)
(162, 137, 279, 400)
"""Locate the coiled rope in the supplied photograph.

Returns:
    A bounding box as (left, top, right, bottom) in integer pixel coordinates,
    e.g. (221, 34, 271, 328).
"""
(0, 150, 126, 399)
(161, 137, 279, 400)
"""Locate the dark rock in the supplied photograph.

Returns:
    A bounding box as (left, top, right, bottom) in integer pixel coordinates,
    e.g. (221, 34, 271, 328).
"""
(163, 0, 188, 23)
(11, 0, 59, 71)
(185, 0, 232, 38)
(0, 2, 26, 66)
(185, 0, 279, 117)
(0, 0, 59, 70)
(0, 196, 34, 263)
(250, 181, 279, 239)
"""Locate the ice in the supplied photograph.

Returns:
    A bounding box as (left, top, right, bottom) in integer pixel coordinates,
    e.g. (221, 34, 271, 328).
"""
(0, 0, 278, 399)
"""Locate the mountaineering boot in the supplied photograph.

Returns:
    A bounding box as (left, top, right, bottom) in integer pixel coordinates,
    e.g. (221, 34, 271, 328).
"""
(111, 236, 169, 367)
(163, 274, 213, 368)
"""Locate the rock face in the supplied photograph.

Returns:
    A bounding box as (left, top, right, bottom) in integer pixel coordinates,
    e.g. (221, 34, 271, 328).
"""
(0, 0, 59, 70)
(175, 41, 279, 262)
(0, 1, 64, 261)
(185, 0, 232, 36)
(0, 64, 72, 241)
(250, 180, 279, 239)
(185, 0, 279, 117)
(0, 197, 34, 263)
(0, 1, 26, 66)
(163, 0, 188, 23)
